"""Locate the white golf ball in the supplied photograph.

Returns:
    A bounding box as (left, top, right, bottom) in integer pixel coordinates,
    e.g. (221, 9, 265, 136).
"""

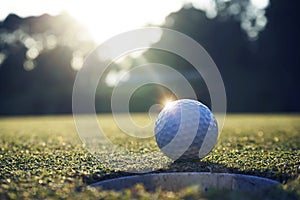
(154, 99, 218, 161)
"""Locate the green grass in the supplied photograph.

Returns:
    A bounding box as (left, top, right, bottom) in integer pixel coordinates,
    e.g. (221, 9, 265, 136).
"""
(0, 114, 299, 199)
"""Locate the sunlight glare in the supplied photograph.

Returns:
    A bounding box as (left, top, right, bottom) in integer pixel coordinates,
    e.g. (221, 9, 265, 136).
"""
(0, 0, 190, 44)
(62, 0, 183, 44)
(164, 99, 175, 109)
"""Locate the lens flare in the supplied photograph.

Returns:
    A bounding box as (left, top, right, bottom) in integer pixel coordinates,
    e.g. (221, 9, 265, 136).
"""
(164, 99, 175, 109)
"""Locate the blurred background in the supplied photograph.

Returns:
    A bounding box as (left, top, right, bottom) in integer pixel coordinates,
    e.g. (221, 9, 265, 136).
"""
(0, 0, 299, 115)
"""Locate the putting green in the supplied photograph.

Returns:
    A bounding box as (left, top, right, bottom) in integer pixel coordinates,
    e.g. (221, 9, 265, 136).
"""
(0, 114, 299, 199)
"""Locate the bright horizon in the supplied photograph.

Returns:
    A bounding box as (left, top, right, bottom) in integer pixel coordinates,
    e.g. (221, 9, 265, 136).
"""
(0, 0, 187, 44)
(0, 0, 269, 44)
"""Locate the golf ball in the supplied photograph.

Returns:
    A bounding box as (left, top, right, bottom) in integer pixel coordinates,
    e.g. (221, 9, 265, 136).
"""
(154, 99, 218, 161)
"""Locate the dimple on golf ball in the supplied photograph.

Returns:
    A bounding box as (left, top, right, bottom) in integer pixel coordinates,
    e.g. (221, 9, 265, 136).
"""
(154, 99, 218, 161)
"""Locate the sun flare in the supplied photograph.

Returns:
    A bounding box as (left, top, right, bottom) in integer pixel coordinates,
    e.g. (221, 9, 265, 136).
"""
(164, 99, 176, 109)
(65, 0, 184, 44)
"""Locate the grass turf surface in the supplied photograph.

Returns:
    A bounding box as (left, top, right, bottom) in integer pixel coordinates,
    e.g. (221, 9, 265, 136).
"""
(0, 114, 299, 199)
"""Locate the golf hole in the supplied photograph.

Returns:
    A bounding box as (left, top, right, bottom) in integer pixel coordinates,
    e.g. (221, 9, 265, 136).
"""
(91, 172, 280, 191)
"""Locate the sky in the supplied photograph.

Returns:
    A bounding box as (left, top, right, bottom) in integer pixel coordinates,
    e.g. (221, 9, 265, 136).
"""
(0, 0, 269, 44)
(0, 0, 187, 44)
